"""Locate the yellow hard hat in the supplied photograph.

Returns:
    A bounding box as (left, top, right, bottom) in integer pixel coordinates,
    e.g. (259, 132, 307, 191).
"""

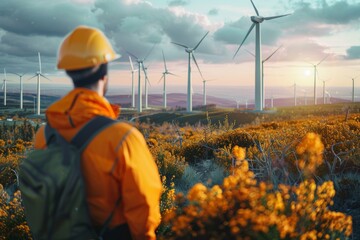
(57, 26, 120, 70)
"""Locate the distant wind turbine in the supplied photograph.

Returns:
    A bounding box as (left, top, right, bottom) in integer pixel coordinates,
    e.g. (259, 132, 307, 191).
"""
(306, 55, 329, 105)
(2, 69, 7, 106)
(129, 56, 138, 108)
(172, 31, 209, 112)
(28, 52, 51, 115)
(244, 45, 283, 108)
(127, 45, 155, 113)
(233, 0, 290, 111)
(321, 79, 330, 104)
(9, 72, 27, 109)
(143, 65, 151, 109)
(325, 91, 331, 104)
(302, 89, 307, 105)
(159, 50, 176, 109)
(292, 82, 297, 106)
(350, 75, 359, 102)
(202, 79, 216, 106)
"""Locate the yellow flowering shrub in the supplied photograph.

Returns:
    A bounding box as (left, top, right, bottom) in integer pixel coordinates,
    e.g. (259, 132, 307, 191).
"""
(0, 186, 32, 239)
(162, 133, 352, 239)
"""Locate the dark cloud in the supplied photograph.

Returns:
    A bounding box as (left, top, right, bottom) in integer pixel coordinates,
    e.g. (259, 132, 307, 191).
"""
(93, 0, 216, 62)
(346, 46, 360, 59)
(289, 0, 360, 24)
(208, 8, 219, 16)
(0, 0, 99, 37)
(168, 0, 188, 7)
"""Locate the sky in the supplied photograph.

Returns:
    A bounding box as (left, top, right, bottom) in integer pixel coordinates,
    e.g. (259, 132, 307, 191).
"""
(1, 0, 360, 97)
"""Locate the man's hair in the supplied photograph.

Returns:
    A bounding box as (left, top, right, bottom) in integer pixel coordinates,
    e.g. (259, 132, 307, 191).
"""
(66, 63, 108, 88)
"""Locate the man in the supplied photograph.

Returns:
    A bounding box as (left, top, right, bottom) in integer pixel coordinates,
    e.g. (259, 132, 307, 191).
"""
(34, 26, 162, 240)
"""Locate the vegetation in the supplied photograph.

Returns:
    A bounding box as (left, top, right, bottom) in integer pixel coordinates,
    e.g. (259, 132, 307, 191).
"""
(0, 104, 359, 239)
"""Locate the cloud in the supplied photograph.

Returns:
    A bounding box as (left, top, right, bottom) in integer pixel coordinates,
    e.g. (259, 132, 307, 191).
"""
(208, 8, 219, 16)
(0, 0, 99, 37)
(168, 0, 188, 7)
(93, 0, 218, 62)
(346, 46, 360, 59)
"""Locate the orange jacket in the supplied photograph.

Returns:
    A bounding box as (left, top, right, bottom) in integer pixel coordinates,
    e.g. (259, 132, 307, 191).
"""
(34, 88, 162, 240)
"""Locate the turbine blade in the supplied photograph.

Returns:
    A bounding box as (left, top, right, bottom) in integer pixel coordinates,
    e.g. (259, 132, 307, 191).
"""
(192, 53, 204, 79)
(129, 56, 135, 71)
(244, 48, 255, 57)
(40, 74, 51, 81)
(144, 43, 156, 61)
(9, 72, 20, 77)
(142, 64, 149, 82)
(162, 50, 168, 71)
(193, 31, 209, 50)
(168, 72, 178, 77)
(233, 23, 256, 59)
(264, 14, 291, 20)
(171, 42, 188, 49)
(317, 54, 329, 66)
(126, 51, 138, 60)
(158, 74, 164, 84)
(1, 83, 4, 90)
(250, 0, 259, 16)
(38, 52, 42, 74)
(27, 74, 37, 80)
(263, 45, 282, 62)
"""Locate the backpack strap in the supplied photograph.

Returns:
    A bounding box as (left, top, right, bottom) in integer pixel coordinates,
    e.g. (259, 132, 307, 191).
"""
(71, 115, 116, 152)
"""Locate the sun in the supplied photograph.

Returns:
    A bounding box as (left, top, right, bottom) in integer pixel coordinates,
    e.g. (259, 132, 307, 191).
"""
(304, 69, 311, 76)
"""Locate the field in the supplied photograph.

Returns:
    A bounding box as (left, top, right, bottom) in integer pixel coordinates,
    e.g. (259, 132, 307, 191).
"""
(0, 102, 359, 239)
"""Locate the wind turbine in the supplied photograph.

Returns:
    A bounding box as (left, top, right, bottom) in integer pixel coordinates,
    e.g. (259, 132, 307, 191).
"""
(302, 89, 307, 106)
(129, 56, 138, 108)
(244, 45, 282, 108)
(202, 79, 216, 106)
(2, 69, 7, 106)
(325, 91, 331, 104)
(143, 65, 151, 109)
(28, 52, 51, 115)
(321, 79, 330, 104)
(350, 75, 359, 102)
(127, 45, 155, 113)
(159, 50, 176, 109)
(292, 82, 297, 106)
(233, 0, 290, 111)
(171, 31, 209, 112)
(9, 72, 27, 109)
(306, 55, 329, 105)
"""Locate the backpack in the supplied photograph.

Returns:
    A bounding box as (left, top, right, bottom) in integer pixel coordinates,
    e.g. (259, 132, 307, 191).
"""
(19, 116, 117, 240)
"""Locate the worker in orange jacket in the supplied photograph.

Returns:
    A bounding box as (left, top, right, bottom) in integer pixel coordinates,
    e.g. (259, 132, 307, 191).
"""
(34, 26, 162, 240)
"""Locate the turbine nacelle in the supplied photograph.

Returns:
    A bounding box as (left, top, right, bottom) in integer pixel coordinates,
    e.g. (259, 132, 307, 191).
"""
(251, 16, 264, 23)
(185, 48, 193, 53)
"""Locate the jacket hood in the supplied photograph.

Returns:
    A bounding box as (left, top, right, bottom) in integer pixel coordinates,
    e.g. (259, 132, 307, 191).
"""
(46, 88, 120, 130)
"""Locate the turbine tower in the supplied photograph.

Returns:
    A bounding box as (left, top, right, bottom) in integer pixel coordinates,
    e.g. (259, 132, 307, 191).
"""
(143, 65, 151, 109)
(159, 50, 176, 109)
(127, 45, 155, 113)
(202, 79, 215, 106)
(292, 82, 297, 106)
(28, 52, 51, 115)
(244, 45, 282, 108)
(233, 0, 290, 111)
(10, 72, 27, 109)
(307, 55, 328, 105)
(322, 80, 327, 104)
(350, 75, 359, 102)
(2, 69, 7, 106)
(129, 56, 138, 108)
(172, 31, 209, 112)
